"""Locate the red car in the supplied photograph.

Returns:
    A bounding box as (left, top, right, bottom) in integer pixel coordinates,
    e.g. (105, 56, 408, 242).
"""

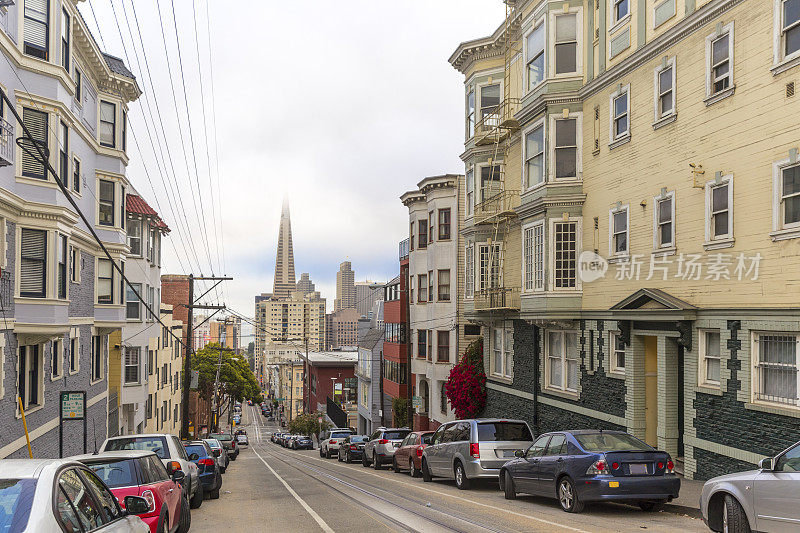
(74, 450, 189, 533)
(392, 431, 435, 477)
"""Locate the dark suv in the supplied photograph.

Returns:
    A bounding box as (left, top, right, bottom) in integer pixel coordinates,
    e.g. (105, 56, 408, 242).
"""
(183, 440, 223, 499)
(210, 433, 239, 461)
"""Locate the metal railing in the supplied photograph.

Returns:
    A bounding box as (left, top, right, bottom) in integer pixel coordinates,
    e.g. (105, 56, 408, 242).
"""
(754, 364, 798, 406)
(474, 98, 521, 142)
(474, 189, 520, 224)
(0, 116, 13, 167)
(474, 287, 520, 311)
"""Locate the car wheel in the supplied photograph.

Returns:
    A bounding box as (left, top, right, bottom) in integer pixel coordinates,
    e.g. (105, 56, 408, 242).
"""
(190, 483, 204, 509)
(338, 451, 343, 462)
(373, 453, 381, 469)
(210, 487, 220, 499)
(722, 494, 751, 533)
(326, 448, 333, 459)
(220, 466, 226, 474)
(362, 453, 369, 467)
(558, 477, 584, 513)
(156, 506, 168, 533)
(319, 447, 324, 458)
(454, 461, 471, 490)
(502, 470, 516, 500)
(177, 495, 191, 533)
(410, 459, 420, 478)
(638, 500, 666, 512)
(421, 459, 432, 482)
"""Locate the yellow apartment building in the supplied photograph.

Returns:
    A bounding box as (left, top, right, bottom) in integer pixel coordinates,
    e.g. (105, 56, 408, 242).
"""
(450, 0, 800, 480)
(144, 304, 184, 435)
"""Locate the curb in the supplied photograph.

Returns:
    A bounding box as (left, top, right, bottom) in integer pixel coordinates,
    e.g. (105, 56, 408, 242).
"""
(663, 503, 702, 519)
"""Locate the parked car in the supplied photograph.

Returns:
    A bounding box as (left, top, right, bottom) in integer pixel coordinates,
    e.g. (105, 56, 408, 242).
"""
(270, 432, 282, 444)
(273, 433, 287, 446)
(282, 434, 296, 448)
(700, 438, 800, 532)
(203, 438, 229, 474)
(338, 435, 369, 463)
(100, 433, 203, 509)
(393, 431, 435, 477)
(236, 433, 249, 446)
(73, 450, 190, 533)
(319, 428, 354, 458)
(363, 428, 412, 469)
(0, 458, 151, 532)
(292, 435, 313, 450)
(499, 430, 680, 513)
(210, 433, 239, 461)
(422, 418, 534, 490)
(183, 440, 223, 500)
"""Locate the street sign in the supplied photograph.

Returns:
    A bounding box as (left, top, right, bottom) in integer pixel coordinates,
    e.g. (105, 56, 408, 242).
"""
(412, 396, 423, 409)
(61, 392, 85, 420)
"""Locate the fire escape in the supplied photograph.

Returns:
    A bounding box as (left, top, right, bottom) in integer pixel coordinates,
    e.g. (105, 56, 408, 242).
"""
(474, 0, 521, 312)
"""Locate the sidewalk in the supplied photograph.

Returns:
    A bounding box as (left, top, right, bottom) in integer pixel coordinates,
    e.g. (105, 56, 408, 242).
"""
(664, 475, 703, 518)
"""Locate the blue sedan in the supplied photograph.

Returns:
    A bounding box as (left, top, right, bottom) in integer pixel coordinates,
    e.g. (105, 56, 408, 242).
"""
(499, 430, 680, 513)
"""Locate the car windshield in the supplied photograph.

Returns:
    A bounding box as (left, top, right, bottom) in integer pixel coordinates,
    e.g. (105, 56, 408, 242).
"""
(204, 440, 221, 448)
(574, 433, 653, 452)
(185, 444, 207, 458)
(212, 434, 233, 442)
(421, 433, 434, 445)
(385, 431, 410, 440)
(0, 479, 37, 533)
(105, 436, 169, 459)
(477, 422, 533, 442)
(87, 459, 138, 488)
(350, 436, 368, 443)
(331, 432, 351, 439)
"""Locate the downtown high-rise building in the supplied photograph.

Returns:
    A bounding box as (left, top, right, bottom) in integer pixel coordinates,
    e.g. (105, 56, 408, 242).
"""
(334, 261, 356, 312)
(273, 199, 297, 299)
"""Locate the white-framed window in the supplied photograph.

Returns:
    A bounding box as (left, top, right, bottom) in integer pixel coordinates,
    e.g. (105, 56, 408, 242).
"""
(492, 326, 513, 378)
(20, 228, 47, 298)
(20, 107, 48, 180)
(550, 219, 580, 290)
(705, 23, 734, 101)
(772, 159, 800, 238)
(553, 13, 578, 75)
(610, 0, 630, 27)
(653, 57, 676, 122)
(61, 8, 70, 71)
(17, 344, 43, 410)
(127, 218, 141, 256)
(752, 332, 800, 408)
(72, 155, 81, 194)
(124, 346, 140, 384)
(699, 329, 721, 387)
(99, 100, 116, 148)
(478, 243, 501, 292)
(479, 83, 501, 128)
(56, 233, 67, 299)
(551, 113, 580, 180)
(609, 84, 630, 143)
(523, 221, 545, 292)
(465, 244, 475, 298)
(609, 205, 629, 257)
(418, 273, 427, 303)
(653, 191, 675, 249)
(23, 0, 49, 60)
(775, 0, 800, 66)
(127, 282, 142, 320)
(705, 176, 734, 244)
(523, 121, 545, 189)
(609, 331, 625, 374)
(97, 258, 113, 304)
(91, 334, 104, 382)
(526, 23, 545, 91)
(51, 339, 63, 380)
(98, 179, 115, 227)
(546, 330, 579, 393)
(478, 162, 503, 205)
(466, 168, 474, 217)
(466, 87, 475, 139)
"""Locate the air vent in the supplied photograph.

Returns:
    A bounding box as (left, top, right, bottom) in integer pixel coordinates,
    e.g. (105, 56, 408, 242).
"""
(787, 82, 795, 98)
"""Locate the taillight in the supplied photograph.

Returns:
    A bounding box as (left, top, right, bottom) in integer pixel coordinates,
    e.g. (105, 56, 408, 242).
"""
(416, 446, 424, 458)
(469, 443, 480, 459)
(379, 439, 389, 445)
(350, 445, 357, 450)
(611, 462, 620, 470)
(199, 458, 215, 467)
(666, 460, 674, 473)
(657, 461, 664, 470)
(141, 490, 156, 513)
(586, 457, 609, 475)
(330, 439, 337, 444)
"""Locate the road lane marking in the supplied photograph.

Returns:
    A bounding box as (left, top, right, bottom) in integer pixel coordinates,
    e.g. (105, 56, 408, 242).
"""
(252, 445, 335, 533)
(283, 448, 590, 533)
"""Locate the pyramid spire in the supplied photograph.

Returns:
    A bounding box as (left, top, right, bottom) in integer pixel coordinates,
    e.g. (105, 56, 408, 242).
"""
(273, 196, 296, 298)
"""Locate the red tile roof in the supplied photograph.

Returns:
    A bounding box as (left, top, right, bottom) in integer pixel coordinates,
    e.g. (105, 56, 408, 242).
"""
(126, 194, 170, 232)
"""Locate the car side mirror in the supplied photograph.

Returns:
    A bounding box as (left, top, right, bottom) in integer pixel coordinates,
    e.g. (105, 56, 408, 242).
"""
(759, 458, 773, 471)
(514, 449, 524, 458)
(171, 470, 186, 483)
(124, 495, 151, 515)
(166, 461, 181, 476)
(189, 453, 200, 461)
(213, 449, 221, 457)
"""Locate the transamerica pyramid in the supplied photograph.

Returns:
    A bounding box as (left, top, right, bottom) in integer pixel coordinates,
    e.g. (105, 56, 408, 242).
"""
(273, 197, 297, 299)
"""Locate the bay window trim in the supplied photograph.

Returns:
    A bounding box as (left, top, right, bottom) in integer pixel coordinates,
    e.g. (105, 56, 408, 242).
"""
(522, 220, 545, 293)
(549, 217, 582, 292)
(548, 112, 582, 182)
(522, 117, 546, 191)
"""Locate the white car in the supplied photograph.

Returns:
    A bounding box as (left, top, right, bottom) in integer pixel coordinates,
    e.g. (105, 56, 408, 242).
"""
(319, 428, 354, 459)
(0, 458, 150, 532)
(236, 433, 249, 446)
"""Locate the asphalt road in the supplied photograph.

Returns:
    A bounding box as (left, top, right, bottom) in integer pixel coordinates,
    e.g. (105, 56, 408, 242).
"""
(190, 405, 707, 532)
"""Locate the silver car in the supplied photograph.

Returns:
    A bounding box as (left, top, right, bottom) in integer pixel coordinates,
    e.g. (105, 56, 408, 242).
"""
(362, 428, 412, 469)
(319, 428, 354, 458)
(700, 439, 800, 532)
(204, 438, 229, 473)
(421, 418, 534, 489)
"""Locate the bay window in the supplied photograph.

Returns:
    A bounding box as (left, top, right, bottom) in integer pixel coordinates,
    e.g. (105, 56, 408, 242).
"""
(523, 221, 544, 292)
(524, 124, 544, 188)
(466, 88, 475, 138)
(437, 331, 450, 362)
(21, 108, 48, 180)
(554, 14, 577, 75)
(480, 84, 501, 126)
(97, 258, 113, 304)
(437, 269, 450, 301)
(57, 233, 67, 299)
(465, 245, 474, 298)
(552, 221, 578, 289)
(527, 24, 545, 90)
(98, 179, 115, 226)
(23, 0, 49, 60)
(20, 228, 47, 298)
(59, 121, 69, 188)
(18, 344, 43, 410)
(127, 218, 142, 255)
(554, 118, 577, 179)
(99, 101, 116, 148)
(466, 169, 474, 216)
(61, 8, 70, 70)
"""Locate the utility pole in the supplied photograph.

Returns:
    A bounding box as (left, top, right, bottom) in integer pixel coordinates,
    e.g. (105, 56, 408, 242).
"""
(181, 275, 232, 440)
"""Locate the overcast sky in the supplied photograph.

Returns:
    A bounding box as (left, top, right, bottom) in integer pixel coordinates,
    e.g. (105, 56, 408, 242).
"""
(82, 0, 504, 327)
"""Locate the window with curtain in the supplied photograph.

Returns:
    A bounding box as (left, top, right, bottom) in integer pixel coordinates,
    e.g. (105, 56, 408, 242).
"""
(99, 180, 115, 226)
(127, 219, 142, 255)
(437, 269, 450, 301)
(547, 331, 578, 392)
(754, 334, 799, 407)
(21, 228, 47, 298)
(97, 258, 113, 304)
(124, 347, 140, 384)
(24, 0, 49, 60)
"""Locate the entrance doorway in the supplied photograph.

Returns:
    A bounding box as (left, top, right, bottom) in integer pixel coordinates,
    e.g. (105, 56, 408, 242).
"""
(644, 336, 658, 447)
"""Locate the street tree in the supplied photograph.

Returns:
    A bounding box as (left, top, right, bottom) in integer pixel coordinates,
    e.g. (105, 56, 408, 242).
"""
(288, 412, 331, 440)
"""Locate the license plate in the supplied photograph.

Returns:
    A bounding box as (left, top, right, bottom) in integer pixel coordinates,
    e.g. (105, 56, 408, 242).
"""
(608, 481, 620, 488)
(629, 463, 648, 475)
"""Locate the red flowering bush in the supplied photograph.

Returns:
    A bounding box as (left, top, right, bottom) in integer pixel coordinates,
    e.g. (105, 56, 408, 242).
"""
(444, 338, 486, 419)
